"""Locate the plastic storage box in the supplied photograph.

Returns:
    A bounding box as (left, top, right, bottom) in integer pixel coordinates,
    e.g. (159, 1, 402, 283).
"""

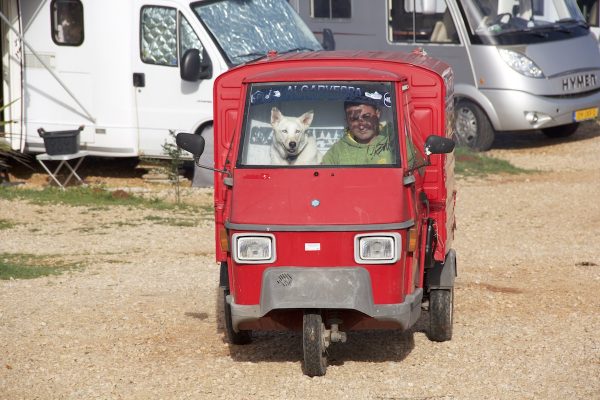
(37, 126, 83, 155)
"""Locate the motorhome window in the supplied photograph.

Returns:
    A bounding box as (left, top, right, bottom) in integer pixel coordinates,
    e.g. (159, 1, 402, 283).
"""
(311, 0, 352, 18)
(192, 0, 321, 66)
(458, 0, 589, 44)
(238, 82, 399, 167)
(51, 0, 83, 46)
(141, 7, 177, 66)
(388, 0, 460, 43)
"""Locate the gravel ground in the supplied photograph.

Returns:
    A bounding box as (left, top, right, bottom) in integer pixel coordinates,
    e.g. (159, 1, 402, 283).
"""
(1, 123, 599, 399)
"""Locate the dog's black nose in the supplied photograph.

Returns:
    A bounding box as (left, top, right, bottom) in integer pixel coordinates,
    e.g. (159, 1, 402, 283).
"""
(289, 141, 297, 149)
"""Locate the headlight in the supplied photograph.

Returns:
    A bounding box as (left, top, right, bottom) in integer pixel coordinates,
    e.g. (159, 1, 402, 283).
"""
(354, 233, 401, 264)
(233, 233, 276, 264)
(498, 49, 544, 78)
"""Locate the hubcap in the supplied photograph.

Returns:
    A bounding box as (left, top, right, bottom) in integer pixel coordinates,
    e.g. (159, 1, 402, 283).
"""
(455, 107, 478, 145)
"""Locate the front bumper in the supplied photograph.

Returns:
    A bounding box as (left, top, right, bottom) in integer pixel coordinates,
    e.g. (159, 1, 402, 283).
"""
(481, 88, 600, 131)
(227, 267, 422, 332)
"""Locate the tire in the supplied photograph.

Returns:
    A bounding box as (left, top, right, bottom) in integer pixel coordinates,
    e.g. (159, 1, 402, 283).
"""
(302, 310, 328, 377)
(223, 286, 252, 345)
(541, 123, 579, 139)
(191, 126, 214, 188)
(428, 289, 453, 342)
(455, 100, 495, 151)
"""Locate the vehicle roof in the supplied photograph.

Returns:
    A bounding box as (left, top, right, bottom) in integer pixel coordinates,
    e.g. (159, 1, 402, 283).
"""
(252, 50, 451, 76)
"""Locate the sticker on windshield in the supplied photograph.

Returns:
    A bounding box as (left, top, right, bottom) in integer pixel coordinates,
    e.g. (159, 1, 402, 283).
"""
(250, 83, 393, 108)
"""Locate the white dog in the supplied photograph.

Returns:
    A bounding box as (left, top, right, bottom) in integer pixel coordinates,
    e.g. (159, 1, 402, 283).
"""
(270, 107, 321, 165)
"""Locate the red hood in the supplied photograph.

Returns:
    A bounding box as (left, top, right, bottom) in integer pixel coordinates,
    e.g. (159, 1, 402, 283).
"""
(229, 168, 411, 226)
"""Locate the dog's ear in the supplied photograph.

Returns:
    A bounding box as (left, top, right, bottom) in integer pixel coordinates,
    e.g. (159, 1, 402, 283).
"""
(300, 110, 314, 127)
(271, 107, 282, 125)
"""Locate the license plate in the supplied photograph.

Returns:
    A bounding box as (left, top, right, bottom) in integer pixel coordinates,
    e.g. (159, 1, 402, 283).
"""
(573, 107, 599, 122)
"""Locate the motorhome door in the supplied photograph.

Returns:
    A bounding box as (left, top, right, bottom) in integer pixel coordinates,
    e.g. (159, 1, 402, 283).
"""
(133, 1, 214, 158)
(1, 0, 23, 151)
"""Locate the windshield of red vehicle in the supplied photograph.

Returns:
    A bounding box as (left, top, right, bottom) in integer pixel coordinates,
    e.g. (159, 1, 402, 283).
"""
(238, 81, 399, 167)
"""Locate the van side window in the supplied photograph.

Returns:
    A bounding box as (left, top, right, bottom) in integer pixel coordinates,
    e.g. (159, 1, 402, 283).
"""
(311, 0, 352, 18)
(388, 0, 460, 44)
(140, 7, 204, 67)
(51, 0, 84, 46)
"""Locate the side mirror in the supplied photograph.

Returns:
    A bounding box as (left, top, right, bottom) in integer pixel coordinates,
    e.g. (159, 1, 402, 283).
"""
(180, 48, 213, 81)
(425, 135, 455, 155)
(322, 28, 335, 51)
(176, 132, 205, 157)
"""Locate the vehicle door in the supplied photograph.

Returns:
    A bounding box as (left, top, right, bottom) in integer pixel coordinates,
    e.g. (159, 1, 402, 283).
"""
(400, 85, 429, 290)
(133, 0, 217, 157)
(1, 0, 24, 151)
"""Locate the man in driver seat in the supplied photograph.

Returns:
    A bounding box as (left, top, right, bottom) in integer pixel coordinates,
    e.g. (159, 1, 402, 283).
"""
(322, 97, 396, 165)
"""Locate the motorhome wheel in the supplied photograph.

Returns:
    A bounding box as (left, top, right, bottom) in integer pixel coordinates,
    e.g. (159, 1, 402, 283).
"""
(455, 100, 495, 151)
(302, 311, 328, 376)
(541, 122, 579, 139)
(427, 289, 453, 342)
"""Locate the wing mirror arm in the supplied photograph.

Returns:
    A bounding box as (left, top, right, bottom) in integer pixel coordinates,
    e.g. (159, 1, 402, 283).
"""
(175, 132, 231, 177)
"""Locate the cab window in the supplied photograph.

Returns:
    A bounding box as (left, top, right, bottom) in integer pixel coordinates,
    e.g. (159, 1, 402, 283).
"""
(239, 81, 399, 167)
(578, 0, 599, 28)
(140, 7, 203, 66)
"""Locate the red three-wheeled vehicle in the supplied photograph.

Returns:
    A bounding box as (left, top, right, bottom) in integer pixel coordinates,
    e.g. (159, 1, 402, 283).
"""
(177, 50, 457, 376)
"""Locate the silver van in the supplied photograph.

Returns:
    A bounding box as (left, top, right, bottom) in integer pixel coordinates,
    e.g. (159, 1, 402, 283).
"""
(293, 0, 600, 150)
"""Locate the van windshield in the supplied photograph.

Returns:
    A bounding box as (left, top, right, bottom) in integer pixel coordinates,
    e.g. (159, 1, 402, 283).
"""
(192, 0, 322, 66)
(238, 82, 400, 168)
(460, 0, 590, 44)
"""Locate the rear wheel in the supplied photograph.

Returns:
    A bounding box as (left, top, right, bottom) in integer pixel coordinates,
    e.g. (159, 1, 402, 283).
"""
(223, 287, 252, 345)
(428, 289, 453, 342)
(541, 122, 579, 138)
(455, 100, 495, 151)
(303, 310, 328, 377)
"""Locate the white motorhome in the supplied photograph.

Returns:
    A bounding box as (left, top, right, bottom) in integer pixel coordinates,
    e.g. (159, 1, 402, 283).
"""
(0, 0, 321, 184)
(294, 0, 600, 150)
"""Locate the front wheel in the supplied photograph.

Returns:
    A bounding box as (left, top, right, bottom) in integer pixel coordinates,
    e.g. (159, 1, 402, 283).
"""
(303, 310, 328, 377)
(541, 122, 579, 139)
(455, 100, 495, 151)
(428, 289, 453, 342)
(222, 287, 252, 345)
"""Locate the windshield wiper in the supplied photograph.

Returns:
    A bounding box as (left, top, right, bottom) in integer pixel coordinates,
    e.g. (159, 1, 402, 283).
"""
(234, 52, 270, 63)
(557, 18, 587, 25)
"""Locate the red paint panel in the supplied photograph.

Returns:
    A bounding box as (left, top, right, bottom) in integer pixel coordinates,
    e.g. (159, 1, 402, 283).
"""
(230, 168, 410, 226)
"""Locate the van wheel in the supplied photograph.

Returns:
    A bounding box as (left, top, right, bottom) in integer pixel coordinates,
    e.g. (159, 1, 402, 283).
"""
(455, 100, 495, 151)
(303, 310, 328, 377)
(427, 289, 453, 342)
(541, 123, 579, 138)
(191, 126, 214, 187)
(223, 287, 252, 345)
